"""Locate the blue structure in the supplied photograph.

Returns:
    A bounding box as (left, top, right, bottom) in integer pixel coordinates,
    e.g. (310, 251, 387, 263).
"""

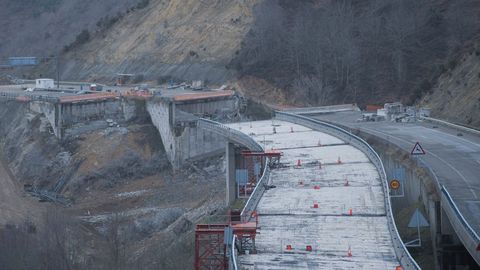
(8, 57, 38, 66)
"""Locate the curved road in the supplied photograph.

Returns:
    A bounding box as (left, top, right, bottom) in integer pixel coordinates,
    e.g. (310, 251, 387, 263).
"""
(311, 111, 480, 262)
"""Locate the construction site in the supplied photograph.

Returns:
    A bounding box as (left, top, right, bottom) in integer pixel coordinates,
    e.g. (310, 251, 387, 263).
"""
(0, 76, 479, 270)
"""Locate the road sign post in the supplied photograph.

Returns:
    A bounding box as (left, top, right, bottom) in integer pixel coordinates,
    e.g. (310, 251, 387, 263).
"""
(390, 168, 405, 198)
(405, 208, 429, 247)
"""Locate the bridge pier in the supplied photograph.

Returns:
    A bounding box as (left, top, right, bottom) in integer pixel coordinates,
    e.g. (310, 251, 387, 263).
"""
(226, 142, 236, 206)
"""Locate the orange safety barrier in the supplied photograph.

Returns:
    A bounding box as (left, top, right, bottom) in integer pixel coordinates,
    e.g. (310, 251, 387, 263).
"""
(59, 92, 119, 103)
(173, 90, 234, 102)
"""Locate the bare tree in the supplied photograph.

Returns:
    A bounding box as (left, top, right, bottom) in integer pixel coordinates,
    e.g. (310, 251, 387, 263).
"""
(103, 212, 129, 270)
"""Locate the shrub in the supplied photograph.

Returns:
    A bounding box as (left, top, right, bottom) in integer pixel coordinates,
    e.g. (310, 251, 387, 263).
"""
(136, 0, 150, 9)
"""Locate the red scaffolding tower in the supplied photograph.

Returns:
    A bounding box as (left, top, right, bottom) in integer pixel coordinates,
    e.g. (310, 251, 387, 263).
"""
(194, 216, 259, 270)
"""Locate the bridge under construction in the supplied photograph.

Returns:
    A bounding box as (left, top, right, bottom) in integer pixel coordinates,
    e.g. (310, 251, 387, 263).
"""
(226, 119, 405, 269)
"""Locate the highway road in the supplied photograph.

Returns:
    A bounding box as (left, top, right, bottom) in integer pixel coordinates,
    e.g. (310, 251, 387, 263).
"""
(311, 111, 480, 247)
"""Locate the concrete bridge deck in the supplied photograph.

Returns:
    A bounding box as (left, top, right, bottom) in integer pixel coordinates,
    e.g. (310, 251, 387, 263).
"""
(227, 120, 399, 269)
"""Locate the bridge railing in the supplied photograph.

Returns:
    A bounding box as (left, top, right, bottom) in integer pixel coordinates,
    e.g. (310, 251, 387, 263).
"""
(197, 118, 270, 269)
(0, 91, 60, 103)
(275, 111, 420, 270)
(229, 235, 239, 270)
(197, 119, 263, 152)
(441, 185, 480, 264)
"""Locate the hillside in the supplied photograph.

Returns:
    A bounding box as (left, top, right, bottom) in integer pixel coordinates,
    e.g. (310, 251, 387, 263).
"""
(47, 0, 256, 84)
(0, 0, 140, 57)
(0, 101, 227, 269)
(2, 0, 480, 109)
(231, 0, 480, 107)
(421, 41, 480, 129)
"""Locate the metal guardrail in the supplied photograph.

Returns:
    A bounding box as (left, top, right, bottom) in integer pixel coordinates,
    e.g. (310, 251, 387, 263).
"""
(441, 186, 480, 264)
(282, 103, 360, 115)
(197, 119, 263, 152)
(197, 118, 269, 269)
(240, 166, 269, 221)
(275, 111, 420, 270)
(230, 235, 239, 270)
(420, 116, 480, 136)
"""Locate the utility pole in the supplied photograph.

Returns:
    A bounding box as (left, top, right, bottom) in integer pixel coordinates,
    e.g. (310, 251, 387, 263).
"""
(56, 53, 60, 89)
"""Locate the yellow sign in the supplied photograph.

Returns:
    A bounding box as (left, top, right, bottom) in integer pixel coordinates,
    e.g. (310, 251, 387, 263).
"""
(390, 179, 400, 190)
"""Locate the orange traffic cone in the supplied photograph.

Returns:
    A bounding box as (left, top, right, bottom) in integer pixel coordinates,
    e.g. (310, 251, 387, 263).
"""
(348, 208, 353, 216)
(395, 266, 403, 270)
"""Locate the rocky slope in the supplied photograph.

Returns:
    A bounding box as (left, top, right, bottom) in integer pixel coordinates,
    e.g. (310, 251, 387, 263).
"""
(421, 41, 480, 129)
(0, 100, 227, 269)
(0, 0, 140, 58)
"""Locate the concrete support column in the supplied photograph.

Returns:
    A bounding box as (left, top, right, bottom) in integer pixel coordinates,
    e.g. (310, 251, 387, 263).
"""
(226, 142, 236, 206)
(55, 103, 63, 140)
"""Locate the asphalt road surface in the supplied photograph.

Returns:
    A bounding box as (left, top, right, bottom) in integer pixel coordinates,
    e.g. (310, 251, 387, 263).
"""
(312, 111, 480, 239)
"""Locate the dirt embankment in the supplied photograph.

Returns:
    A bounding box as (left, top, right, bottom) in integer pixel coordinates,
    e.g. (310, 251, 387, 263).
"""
(0, 100, 227, 269)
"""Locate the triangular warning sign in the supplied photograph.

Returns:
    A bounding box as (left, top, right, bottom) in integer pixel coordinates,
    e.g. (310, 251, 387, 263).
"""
(408, 209, 429, 228)
(411, 142, 426, 155)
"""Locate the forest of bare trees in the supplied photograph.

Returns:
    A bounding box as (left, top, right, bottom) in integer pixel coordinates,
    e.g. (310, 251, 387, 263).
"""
(232, 0, 480, 106)
(0, 209, 139, 270)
